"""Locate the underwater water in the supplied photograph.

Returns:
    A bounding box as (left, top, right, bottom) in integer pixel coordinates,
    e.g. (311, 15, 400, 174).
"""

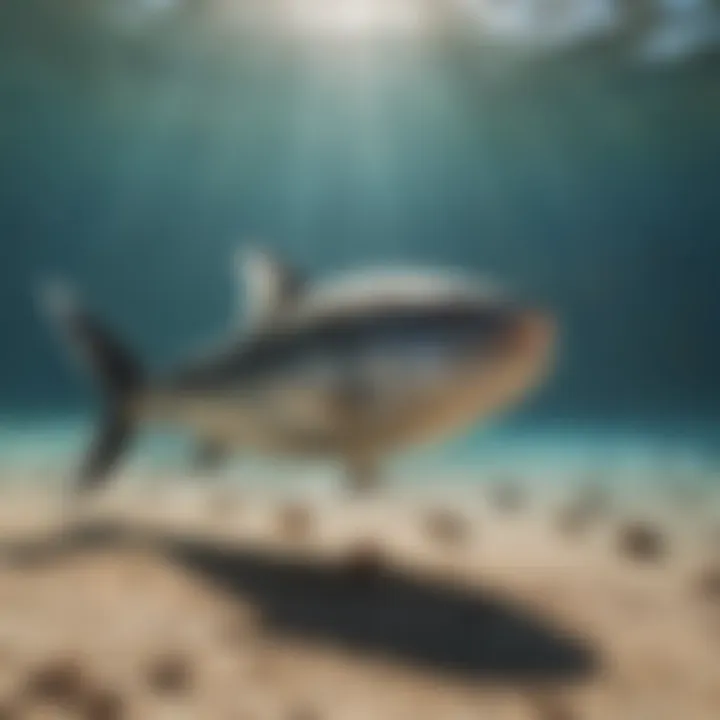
(0, 0, 719, 478)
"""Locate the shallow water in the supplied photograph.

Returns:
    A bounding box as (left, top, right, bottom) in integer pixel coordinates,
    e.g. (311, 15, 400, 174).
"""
(0, 414, 716, 493)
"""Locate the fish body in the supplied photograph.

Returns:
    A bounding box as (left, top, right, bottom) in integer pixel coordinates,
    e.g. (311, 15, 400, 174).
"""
(43, 249, 556, 492)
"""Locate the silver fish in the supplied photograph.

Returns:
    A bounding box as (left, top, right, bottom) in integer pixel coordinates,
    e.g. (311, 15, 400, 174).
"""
(41, 247, 556, 493)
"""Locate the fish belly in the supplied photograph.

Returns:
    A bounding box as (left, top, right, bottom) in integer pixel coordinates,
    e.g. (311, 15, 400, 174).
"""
(348, 347, 549, 453)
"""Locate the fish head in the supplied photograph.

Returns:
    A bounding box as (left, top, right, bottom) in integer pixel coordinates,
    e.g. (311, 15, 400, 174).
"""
(355, 297, 558, 452)
(491, 304, 556, 372)
(462, 300, 557, 408)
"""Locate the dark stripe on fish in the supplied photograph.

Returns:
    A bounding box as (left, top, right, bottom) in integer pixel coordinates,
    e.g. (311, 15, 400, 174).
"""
(166, 302, 516, 393)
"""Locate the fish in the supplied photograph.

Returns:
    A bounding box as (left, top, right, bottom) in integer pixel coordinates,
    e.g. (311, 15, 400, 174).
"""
(40, 247, 557, 494)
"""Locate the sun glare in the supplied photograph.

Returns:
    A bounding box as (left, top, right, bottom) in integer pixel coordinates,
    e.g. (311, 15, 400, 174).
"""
(290, 0, 426, 37)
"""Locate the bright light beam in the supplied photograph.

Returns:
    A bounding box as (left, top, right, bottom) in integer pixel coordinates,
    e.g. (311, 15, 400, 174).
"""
(288, 0, 426, 38)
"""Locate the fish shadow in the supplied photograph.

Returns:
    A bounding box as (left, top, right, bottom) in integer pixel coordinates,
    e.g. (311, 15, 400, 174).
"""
(0, 522, 600, 682)
(168, 538, 600, 683)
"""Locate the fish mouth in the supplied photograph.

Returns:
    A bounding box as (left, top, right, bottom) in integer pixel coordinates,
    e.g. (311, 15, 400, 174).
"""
(507, 309, 556, 366)
(489, 307, 557, 397)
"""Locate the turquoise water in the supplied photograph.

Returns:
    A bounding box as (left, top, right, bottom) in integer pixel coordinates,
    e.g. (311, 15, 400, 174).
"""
(1, 414, 716, 487)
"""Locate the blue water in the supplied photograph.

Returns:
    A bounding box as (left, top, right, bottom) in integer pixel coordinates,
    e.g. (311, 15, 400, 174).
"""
(0, 2, 718, 481)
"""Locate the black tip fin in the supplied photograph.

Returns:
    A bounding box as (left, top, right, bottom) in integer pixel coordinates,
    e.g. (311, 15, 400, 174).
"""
(78, 411, 135, 494)
(38, 279, 144, 494)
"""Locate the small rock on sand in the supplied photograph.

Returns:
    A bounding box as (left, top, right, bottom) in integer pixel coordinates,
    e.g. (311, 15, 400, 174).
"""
(21, 656, 89, 706)
(146, 653, 193, 695)
(277, 503, 314, 541)
(81, 688, 125, 720)
(618, 522, 668, 562)
(695, 566, 720, 601)
(422, 509, 471, 546)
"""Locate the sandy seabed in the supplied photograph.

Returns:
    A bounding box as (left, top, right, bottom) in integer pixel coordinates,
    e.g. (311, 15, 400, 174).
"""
(0, 471, 719, 719)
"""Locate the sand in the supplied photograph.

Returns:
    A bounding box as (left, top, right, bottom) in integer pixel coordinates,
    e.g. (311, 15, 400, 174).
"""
(0, 473, 718, 719)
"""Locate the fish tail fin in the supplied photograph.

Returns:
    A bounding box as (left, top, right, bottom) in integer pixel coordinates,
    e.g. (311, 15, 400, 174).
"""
(38, 281, 144, 494)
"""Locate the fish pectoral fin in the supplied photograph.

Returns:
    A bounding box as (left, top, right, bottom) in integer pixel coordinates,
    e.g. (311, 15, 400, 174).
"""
(192, 439, 232, 472)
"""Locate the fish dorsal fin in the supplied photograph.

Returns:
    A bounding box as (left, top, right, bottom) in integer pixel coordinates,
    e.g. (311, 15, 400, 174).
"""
(236, 246, 304, 330)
